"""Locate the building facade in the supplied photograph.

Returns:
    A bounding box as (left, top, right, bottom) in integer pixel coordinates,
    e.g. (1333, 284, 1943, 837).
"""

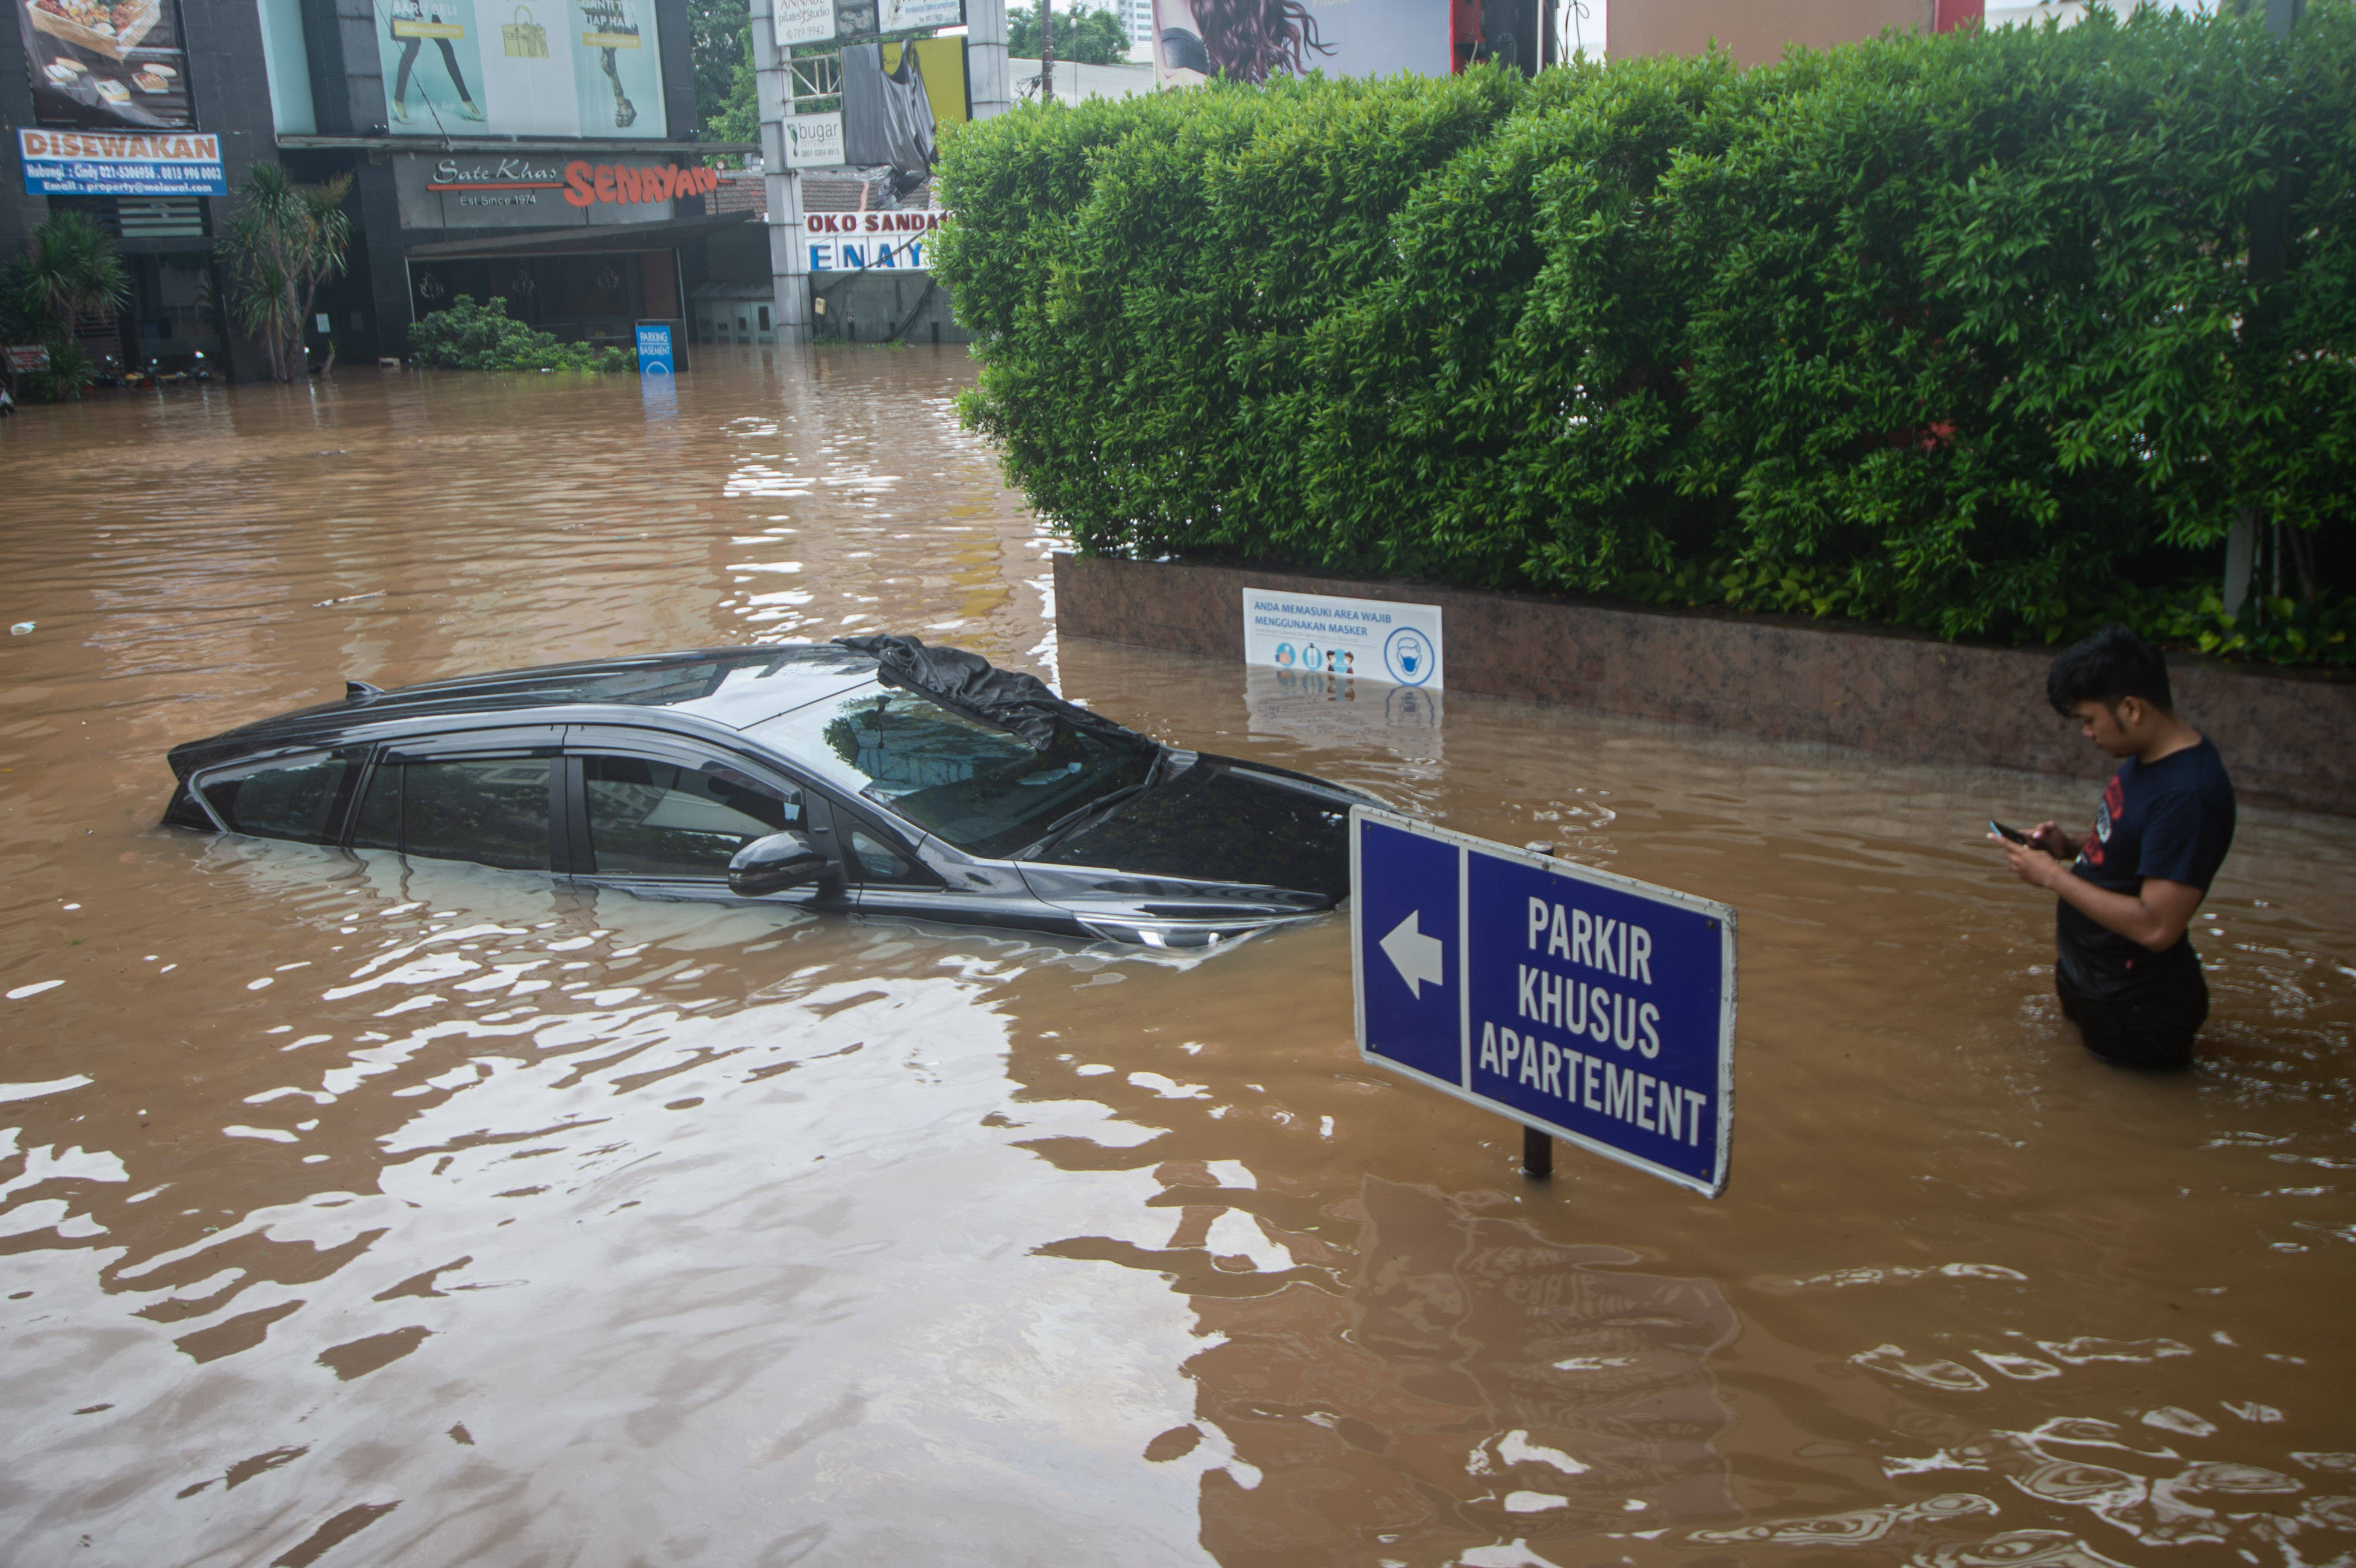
(1607, 0, 1983, 65)
(5, 0, 764, 381)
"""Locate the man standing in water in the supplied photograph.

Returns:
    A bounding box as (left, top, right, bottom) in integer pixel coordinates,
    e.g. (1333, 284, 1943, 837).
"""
(1996, 626, 2236, 1070)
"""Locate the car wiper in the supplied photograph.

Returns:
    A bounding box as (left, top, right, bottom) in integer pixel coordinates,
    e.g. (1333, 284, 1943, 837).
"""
(1021, 751, 1165, 857)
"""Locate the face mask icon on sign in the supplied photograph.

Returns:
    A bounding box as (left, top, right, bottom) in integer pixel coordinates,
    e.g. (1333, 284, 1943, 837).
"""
(1385, 627, 1432, 685)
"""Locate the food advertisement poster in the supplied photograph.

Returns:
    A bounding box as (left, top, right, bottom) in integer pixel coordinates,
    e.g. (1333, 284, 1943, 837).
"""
(17, 0, 197, 131)
(379, 0, 667, 140)
(1149, 0, 1447, 87)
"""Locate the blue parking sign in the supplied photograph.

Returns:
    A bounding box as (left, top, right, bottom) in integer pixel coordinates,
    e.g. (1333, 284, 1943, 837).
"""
(635, 321, 676, 375)
(1351, 806, 1736, 1196)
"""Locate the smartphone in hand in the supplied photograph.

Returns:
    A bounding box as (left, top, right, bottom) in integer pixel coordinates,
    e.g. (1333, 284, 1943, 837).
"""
(1989, 818, 2031, 845)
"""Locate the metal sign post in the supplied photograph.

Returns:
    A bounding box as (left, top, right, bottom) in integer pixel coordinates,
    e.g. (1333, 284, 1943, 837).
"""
(1350, 806, 1736, 1197)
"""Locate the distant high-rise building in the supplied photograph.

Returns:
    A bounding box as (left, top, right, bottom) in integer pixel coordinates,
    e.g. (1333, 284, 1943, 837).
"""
(1112, 0, 1155, 56)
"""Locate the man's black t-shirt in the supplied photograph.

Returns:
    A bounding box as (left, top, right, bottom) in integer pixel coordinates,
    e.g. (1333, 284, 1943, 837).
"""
(2056, 738, 2236, 1000)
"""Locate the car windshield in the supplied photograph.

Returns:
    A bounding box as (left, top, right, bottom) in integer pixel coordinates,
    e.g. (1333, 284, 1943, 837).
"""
(749, 683, 1155, 860)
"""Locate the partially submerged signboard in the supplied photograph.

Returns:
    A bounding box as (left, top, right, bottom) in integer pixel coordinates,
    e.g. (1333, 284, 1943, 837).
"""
(1244, 586, 1442, 689)
(1351, 807, 1735, 1196)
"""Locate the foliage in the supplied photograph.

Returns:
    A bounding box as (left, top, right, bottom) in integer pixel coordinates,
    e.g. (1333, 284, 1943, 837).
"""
(220, 164, 354, 382)
(0, 211, 128, 402)
(695, 0, 758, 164)
(937, 5, 2356, 666)
(408, 295, 633, 372)
(1009, 4, 1131, 64)
(689, 0, 750, 128)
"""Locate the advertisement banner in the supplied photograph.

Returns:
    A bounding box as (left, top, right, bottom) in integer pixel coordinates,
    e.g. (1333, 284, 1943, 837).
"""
(782, 111, 844, 168)
(1243, 586, 1443, 689)
(380, 0, 667, 140)
(800, 208, 944, 272)
(773, 0, 962, 49)
(840, 36, 964, 181)
(16, 0, 196, 130)
(17, 126, 223, 196)
(1150, 0, 1448, 86)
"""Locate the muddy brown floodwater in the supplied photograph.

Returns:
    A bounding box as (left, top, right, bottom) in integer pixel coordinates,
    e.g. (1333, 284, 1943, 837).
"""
(1, 349, 2352, 1568)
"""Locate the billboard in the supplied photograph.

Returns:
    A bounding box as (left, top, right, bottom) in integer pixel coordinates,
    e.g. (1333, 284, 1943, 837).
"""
(17, 125, 223, 195)
(775, 0, 964, 49)
(800, 208, 945, 272)
(378, 0, 668, 140)
(1150, 0, 1450, 86)
(16, 0, 196, 130)
(839, 36, 965, 181)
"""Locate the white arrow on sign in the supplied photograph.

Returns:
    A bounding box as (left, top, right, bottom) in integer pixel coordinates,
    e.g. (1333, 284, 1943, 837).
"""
(1379, 910, 1447, 1000)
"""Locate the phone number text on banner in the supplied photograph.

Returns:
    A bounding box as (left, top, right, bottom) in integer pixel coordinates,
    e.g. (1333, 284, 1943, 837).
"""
(17, 129, 226, 196)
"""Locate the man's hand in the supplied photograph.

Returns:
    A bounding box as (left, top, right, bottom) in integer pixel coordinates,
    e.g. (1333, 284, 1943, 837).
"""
(1990, 824, 2206, 951)
(2025, 820, 2077, 858)
(1995, 834, 2069, 891)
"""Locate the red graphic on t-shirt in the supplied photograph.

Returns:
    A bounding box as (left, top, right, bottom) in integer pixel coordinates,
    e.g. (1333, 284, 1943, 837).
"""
(2083, 774, 2124, 866)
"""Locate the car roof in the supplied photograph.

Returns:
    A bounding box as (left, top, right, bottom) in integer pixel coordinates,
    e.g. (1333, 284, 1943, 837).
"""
(358, 645, 881, 729)
(170, 646, 882, 773)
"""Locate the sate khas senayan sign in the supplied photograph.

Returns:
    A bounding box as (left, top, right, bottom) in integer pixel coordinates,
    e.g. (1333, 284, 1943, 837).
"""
(394, 152, 723, 229)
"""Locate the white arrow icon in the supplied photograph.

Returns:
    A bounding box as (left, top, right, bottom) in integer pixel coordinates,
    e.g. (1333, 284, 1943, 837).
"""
(1380, 910, 1447, 999)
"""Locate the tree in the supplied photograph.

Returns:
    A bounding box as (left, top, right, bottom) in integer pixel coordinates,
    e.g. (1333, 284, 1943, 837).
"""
(706, 19, 760, 160)
(219, 164, 354, 382)
(0, 211, 129, 401)
(1008, 5, 1129, 64)
(689, 0, 753, 148)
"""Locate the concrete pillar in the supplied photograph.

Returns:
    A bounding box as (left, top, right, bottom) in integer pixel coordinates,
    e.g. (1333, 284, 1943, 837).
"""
(754, 0, 813, 344)
(968, 0, 1012, 119)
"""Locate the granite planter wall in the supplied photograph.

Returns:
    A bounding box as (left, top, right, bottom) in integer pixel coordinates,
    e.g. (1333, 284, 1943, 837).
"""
(1053, 553, 2355, 817)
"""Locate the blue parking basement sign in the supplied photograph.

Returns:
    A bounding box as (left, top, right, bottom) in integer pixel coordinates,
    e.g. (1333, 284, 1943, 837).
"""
(1351, 807, 1735, 1197)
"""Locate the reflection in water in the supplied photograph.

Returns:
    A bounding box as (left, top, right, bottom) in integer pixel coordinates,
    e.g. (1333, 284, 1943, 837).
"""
(1243, 668, 1444, 761)
(0, 350, 2352, 1566)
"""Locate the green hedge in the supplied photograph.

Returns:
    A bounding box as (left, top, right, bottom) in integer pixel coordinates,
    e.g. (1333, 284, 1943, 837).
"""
(936, 6, 2356, 665)
(409, 295, 633, 373)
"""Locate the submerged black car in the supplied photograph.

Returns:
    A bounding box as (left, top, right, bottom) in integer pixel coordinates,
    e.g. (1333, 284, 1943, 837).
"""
(161, 636, 1377, 947)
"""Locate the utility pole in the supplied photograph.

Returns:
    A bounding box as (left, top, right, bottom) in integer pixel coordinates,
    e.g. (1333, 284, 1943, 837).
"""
(1039, 0, 1054, 104)
(2225, 0, 2304, 618)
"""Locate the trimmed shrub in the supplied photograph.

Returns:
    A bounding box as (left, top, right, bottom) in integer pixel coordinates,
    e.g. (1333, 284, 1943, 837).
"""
(937, 5, 2356, 664)
(409, 295, 632, 373)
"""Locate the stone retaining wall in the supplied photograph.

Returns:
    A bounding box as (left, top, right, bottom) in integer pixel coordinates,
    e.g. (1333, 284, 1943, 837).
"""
(1053, 553, 2355, 817)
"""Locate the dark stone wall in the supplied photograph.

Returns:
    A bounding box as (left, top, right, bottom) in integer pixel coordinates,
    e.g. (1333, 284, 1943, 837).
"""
(811, 270, 968, 344)
(1054, 553, 2356, 817)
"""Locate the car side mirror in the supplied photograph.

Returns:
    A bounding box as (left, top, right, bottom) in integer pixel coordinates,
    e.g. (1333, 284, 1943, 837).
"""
(728, 830, 833, 897)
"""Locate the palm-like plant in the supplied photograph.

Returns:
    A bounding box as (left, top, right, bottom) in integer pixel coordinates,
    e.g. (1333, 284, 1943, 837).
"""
(220, 165, 354, 382)
(0, 211, 130, 400)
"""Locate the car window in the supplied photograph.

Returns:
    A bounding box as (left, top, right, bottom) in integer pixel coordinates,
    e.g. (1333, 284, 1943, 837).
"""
(846, 827, 925, 885)
(748, 686, 1153, 860)
(351, 758, 552, 871)
(584, 756, 799, 877)
(201, 750, 365, 844)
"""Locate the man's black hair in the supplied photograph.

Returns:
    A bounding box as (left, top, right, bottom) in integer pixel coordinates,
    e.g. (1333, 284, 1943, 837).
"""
(2047, 624, 2174, 717)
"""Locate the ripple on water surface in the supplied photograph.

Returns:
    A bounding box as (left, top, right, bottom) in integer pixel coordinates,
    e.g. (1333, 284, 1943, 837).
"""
(1, 351, 2352, 1567)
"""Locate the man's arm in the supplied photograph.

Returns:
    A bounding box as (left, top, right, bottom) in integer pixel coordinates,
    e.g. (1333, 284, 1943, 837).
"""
(1999, 843, 2204, 951)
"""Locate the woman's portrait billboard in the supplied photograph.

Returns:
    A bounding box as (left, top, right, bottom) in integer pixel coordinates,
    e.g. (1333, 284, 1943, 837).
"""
(1150, 0, 1451, 87)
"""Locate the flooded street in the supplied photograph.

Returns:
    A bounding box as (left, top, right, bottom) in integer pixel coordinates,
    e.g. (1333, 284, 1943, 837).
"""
(2, 349, 2352, 1568)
